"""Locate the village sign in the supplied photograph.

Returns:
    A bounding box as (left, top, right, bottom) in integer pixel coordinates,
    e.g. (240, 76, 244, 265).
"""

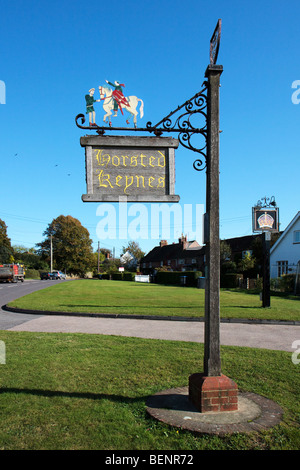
(75, 20, 242, 415)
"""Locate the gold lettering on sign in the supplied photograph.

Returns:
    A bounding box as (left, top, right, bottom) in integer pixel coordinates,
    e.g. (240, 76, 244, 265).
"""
(149, 156, 156, 167)
(130, 156, 138, 167)
(98, 170, 113, 188)
(121, 155, 129, 166)
(112, 155, 120, 166)
(148, 176, 155, 188)
(157, 151, 166, 167)
(95, 149, 110, 167)
(157, 177, 165, 188)
(124, 175, 134, 194)
(136, 175, 145, 188)
(140, 154, 147, 167)
(93, 148, 168, 195)
(116, 175, 122, 187)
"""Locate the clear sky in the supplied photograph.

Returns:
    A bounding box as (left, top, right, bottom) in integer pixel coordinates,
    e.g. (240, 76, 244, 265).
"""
(0, 0, 299, 258)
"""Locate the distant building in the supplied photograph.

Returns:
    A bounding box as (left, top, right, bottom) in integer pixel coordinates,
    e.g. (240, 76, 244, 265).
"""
(141, 233, 280, 276)
(270, 212, 300, 278)
(221, 235, 258, 261)
(140, 235, 205, 273)
(120, 251, 137, 270)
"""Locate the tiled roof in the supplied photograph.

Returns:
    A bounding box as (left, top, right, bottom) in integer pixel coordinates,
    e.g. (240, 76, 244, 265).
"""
(141, 242, 205, 263)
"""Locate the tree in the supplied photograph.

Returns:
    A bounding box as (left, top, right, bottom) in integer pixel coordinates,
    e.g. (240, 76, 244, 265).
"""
(237, 252, 256, 275)
(220, 240, 236, 275)
(121, 241, 145, 271)
(13, 245, 49, 270)
(0, 219, 13, 263)
(37, 215, 94, 276)
(220, 240, 232, 263)
(121, 241, 145, 262)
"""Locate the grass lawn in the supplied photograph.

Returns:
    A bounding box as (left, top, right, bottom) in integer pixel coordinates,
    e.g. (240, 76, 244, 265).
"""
(8, 279, 300, 322)
(0, 330, 299, 450)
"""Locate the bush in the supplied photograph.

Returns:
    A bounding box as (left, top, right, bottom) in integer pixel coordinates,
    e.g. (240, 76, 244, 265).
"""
(25, 269, 41, 279)
(123, 272, 135, 281)
(111, 273, 123, 281)
(155, 271, 202, 287)
(272, 274, 296, 293)
(220, 273, 241, 288)
(100, 273, 110, 280)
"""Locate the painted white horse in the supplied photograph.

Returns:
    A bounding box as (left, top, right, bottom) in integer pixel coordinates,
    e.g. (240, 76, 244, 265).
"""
(98, 86, 144, 127)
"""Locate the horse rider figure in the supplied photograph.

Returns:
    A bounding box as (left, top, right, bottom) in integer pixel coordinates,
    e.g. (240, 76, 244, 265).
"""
(105, 80, 129, 116)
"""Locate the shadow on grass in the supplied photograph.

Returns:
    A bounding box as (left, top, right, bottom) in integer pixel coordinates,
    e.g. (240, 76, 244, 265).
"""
(0, 387, 147, 405)
(222, 306, 262, 309)
(60, 305, 200, 310)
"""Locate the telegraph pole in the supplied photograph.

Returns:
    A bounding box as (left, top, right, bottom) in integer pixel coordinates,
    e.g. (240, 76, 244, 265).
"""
(50, 235, 53, 272)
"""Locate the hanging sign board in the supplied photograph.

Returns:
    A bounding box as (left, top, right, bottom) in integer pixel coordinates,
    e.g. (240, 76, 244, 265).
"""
(80, 135, 180, 202)
(252, 207, 279, 233)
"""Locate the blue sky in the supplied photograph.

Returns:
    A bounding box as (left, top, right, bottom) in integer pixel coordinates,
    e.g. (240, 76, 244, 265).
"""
(0, 0, 299, 258)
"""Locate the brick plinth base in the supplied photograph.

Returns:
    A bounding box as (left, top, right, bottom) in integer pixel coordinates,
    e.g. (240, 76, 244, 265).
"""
(189, 373, 238, 413)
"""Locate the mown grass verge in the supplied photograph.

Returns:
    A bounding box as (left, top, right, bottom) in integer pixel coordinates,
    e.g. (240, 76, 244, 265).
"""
(8, 279, 300, 322)
(0, 330, 299, 450)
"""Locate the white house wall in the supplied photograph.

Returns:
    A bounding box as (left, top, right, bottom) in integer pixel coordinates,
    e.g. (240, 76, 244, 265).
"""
(270, 215, 300, 278)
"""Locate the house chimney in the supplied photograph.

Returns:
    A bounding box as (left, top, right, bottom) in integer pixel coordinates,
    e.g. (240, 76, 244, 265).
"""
(179, 235, 188, 249)
(160, 240, 168, 247)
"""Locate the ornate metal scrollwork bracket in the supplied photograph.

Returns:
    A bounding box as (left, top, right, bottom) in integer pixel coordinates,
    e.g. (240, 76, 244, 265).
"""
(146, 83, 208, 171)
(75, 82, 208, 171)
(255, 196, 277, 209)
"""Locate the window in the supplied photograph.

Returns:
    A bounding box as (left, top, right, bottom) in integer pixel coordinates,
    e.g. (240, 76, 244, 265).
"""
(178, 259, 185, 265)
(293, 231, 300, 244)
(277, 261, 288, 277)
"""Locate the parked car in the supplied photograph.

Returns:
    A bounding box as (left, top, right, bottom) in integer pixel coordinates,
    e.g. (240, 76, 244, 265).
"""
(50, 270, 66, 280)
(40, 272, 51, 280)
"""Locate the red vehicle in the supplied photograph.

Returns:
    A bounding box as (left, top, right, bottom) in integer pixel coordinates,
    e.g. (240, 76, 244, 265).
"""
(0, 264, 25, 282)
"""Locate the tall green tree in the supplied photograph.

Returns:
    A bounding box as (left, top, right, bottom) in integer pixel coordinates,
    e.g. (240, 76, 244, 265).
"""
(0, 219, 13, 263)
(121, 240, 145, 271)
(37, 215, 94, 276)
(121, 241, 145, 262)
(13, 245, 49, 270)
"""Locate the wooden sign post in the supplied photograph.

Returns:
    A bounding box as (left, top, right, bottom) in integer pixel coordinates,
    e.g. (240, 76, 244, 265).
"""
(188, 64, 239, 413)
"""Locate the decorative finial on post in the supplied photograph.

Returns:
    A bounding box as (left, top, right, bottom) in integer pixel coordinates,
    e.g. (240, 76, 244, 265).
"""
(210, 19, 222, 65)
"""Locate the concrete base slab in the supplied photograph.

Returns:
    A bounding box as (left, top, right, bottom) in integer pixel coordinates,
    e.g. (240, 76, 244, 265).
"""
(146, 387, 283, 435)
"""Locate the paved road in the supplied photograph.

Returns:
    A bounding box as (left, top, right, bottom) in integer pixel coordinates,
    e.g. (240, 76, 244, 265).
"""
(1, 280, 300, 353)
(0, 279, 63, 328)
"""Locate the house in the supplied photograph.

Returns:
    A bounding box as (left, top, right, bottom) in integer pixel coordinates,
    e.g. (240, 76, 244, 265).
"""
(141, 234, 261, 275)
(140, 236, 205, 273)
(270, 212, 300, 278)
(141, 231, 288, 278)
(120, 251, 137, 270)
(221, 235, 259, 261)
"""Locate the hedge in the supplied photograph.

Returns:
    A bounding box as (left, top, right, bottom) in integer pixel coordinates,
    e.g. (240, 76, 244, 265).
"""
(25, 269, 41, 279)
(220, 273, 241, 288)
(155, 271, 202, 287)
(111, 273, 123, 280)
(123, 272, 135, 281)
